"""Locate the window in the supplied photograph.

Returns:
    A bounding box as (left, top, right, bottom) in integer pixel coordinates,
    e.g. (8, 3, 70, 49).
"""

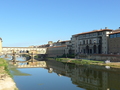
(98, 32, 102, 35)
(94, 40, 96, 44)
(90, 34, 92, 37)
(86, 40, 88, 44)
(80, 42, 81, 45)
(117, 33, 120, 37)
(93, 33, 97, 36)
(83, 35, 86, 38)
(86, 34, 89, 37)
(90, 40, 92, 44)
(79, 35, 83, 39)
(99, 39, 101, 43)
(110, 35, 113, 38)
(83, 40, 85, 44)
(114, 34, 117, 38)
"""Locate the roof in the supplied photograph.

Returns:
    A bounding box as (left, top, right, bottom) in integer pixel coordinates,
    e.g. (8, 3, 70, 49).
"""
(60, 40, 70, 43)
(74, 29, 113, 36)
(48, 45, 67, 48)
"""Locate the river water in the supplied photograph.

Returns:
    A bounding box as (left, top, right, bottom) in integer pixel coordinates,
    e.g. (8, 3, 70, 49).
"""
(5, 55, 120, 90)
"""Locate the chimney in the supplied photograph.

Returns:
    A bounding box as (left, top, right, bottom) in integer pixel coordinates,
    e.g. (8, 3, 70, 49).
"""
(105, 27, 108, 29)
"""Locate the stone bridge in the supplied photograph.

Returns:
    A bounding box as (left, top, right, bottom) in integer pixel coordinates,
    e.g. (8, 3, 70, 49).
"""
(2, 47, 47, 54)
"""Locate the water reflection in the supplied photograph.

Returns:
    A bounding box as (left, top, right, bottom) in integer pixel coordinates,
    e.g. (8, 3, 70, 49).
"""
(9, 63, 31, 76)
(45, 61, 120, 90)
(4, 55, 120, 90)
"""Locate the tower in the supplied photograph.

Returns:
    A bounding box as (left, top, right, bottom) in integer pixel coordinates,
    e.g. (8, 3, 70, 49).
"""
(0, 38, 2, 53)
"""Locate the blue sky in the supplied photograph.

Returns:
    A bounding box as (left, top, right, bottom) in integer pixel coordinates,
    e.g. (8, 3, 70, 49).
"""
(0, 0, 120, 47)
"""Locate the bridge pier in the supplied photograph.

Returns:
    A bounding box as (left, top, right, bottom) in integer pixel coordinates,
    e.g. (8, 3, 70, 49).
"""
(4, 54, 8, 58)
(12, 52, 17, 62)
(29, 52, 36, 62)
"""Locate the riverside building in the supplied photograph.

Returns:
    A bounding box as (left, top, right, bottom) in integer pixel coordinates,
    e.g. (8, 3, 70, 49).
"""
(71, 27, 113, 55)
(108, 28, 120, 54)
(46, 40, 71, 57)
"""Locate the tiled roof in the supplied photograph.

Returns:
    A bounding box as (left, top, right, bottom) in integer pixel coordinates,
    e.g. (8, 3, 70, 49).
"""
(60, 40, 70, 43)
(48, 45, 67, 48)
(74, 29, 113, 36)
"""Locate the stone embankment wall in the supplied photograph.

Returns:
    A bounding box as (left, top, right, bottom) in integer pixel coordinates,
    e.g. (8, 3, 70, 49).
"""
(79, 54, 120, 62)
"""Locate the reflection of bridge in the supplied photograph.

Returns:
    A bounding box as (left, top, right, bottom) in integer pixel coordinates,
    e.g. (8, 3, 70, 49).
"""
(2, 47, 47, 54)
(10, 61, 47, 68)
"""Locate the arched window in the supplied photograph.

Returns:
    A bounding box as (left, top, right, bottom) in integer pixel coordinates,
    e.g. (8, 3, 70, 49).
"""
(94, 40, 96, 44)
(83, 40, 85, 44)
(90, 40, 92, 44)
(86, 40, 88, 44)
(80, 42, 81, 45)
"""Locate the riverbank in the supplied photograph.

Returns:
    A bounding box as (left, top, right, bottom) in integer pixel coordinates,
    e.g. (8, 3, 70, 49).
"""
(47, 57, 120, 68)
(0, 58, 18, 90)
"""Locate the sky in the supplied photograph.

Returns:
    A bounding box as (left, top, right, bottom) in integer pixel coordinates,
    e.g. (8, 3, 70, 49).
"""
(0, 0, 120, 47)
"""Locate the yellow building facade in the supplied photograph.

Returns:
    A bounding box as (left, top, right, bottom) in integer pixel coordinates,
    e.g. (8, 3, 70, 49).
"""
(0, 38, 2, 53)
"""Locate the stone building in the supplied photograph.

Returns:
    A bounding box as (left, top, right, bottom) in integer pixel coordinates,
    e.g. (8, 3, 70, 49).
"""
(108, 31, 120, 54)
(52, 40, 70, 46)
(46, 40, 71, 57)
(70, 35, 77, 54)
(71, 28, 113, 55)
(47, 45, 67, 57)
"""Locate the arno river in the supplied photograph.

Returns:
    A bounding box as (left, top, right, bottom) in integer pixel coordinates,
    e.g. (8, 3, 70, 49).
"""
(5, 55, 120, 90)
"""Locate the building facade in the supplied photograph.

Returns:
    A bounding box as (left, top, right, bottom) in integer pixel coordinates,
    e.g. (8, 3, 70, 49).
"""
(108, 31, 120, 54)
(72, 28, 113, 55)
(46, 40, 71, 57)
(0, 38, 2, 53)
(47, 45, 67, 57)
(37, 27, 120, 57)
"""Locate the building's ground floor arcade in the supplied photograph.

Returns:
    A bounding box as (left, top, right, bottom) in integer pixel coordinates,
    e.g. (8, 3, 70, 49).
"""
(78, 44, 102, 54)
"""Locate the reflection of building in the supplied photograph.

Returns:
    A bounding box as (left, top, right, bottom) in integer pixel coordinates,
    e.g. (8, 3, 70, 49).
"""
(71, 27, 112, 55)
(46, 61, 120, 90)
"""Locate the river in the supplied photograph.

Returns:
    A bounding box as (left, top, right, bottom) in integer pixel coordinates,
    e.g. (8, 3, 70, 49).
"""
(4, 55, 120, 90)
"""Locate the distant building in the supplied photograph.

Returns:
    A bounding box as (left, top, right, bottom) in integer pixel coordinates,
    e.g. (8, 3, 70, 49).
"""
(47, 45, 67, 57)
(47, 40, 71, 57)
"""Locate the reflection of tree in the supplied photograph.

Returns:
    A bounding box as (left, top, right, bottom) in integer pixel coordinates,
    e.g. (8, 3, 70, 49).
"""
(9, 64, 31, 76)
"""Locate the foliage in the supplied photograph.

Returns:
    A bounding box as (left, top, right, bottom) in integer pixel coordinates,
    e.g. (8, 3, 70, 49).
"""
(55, 58, 69, 62)
(70, 59, 104, 65)
(22, 54, 29, 57)
(34, 55, 39, 58)
(14, 88, 19, 90)
(61, 54, 75, 58)
(0, 58, 11, 76)
(52, 57, 104, 65)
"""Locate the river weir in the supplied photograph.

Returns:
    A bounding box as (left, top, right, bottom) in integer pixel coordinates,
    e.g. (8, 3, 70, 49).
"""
(3, 55, 120, 90)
